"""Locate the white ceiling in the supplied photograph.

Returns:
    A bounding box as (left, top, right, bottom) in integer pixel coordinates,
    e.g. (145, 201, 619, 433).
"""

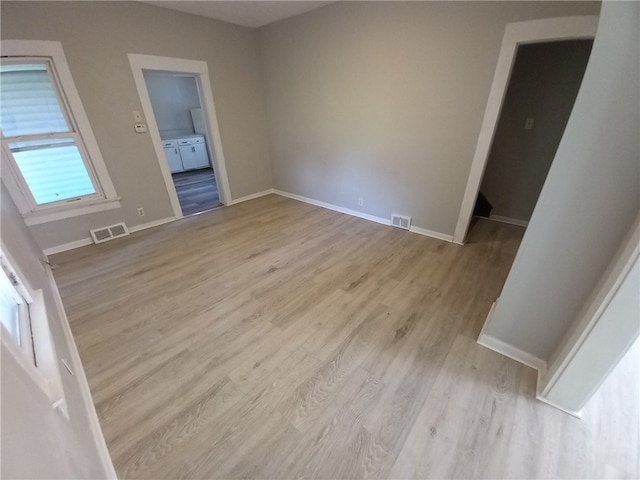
(143, 1, 333, 28)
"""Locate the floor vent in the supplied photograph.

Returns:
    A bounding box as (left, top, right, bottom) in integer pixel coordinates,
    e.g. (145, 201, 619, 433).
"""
(391, 214, 411, 230)
(90, 222, 130, 244)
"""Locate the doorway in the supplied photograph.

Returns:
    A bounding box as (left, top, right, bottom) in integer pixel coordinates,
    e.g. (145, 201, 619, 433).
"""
(144, 71, 220, 215)
(128, 54, 231, 220)
(475, 39, 593, 229)
(453, 16, 599, 244)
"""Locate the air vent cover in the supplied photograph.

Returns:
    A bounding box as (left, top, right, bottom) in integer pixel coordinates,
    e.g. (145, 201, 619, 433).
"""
(391, 214, 411, 230)
(90, 222, 130, 244)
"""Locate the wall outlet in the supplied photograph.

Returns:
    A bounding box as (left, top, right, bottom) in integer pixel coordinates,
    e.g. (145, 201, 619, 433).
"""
(134, 123, 148, 133)
(358, 197, 364, 206)
(137, 207, 145, 217)
(524, 118, 535, 130)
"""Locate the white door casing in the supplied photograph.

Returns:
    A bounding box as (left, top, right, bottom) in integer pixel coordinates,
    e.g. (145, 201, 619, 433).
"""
(128, 54, 232, 218)
(453, 16, 599, 245)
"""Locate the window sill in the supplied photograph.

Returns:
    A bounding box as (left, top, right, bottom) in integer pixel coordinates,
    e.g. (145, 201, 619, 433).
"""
(23, 197, 122, 226)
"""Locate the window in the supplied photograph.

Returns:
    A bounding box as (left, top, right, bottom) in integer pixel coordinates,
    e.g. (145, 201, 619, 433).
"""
(1, 40, 120, 225)
(0, 249, 67, 414)
(0, 262, 35, 366)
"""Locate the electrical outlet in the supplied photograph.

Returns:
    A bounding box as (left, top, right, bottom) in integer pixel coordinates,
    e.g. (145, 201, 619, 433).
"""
(524, 118, 535, 130)
(358, 197, 364, 206)
(137, 207, 145, 217)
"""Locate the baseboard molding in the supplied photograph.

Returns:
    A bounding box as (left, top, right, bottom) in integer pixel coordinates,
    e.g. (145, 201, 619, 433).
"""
(44, 266, 118, 478)
(227, 189, 275, 206)
(43, 190, 454, 254)
(535, 370, 583, 418)
(409, 225, 454, 243)
(478, 332, 547, 371)
(477, 301, 546, 371)
(488, 215, 529, 227)
(478, 333, 547, 371)
(273, 190, 453, 243)
(274, 190, 391, 227)
(43, 238, 93, 256)
(128, 216, 176, 233)
(479, 302, 586, 418)
(43, 217, 177, 256)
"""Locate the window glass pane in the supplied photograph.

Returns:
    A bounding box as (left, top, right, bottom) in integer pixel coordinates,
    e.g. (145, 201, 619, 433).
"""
(9, 139, 97, 204)
(0, 269, 21, 344)
(0, 63, 70, 137)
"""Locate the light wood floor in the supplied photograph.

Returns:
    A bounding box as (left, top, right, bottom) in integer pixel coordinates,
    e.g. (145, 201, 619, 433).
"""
(51, 195, 639, 479)
(173, 168, 220, 216)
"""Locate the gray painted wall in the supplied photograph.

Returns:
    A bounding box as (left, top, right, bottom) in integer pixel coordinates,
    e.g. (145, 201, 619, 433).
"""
(483, 0, 639, 361)
(144, 73, 200, 136)
(1, 1, 273, 251)
(258, 1, 601, 236)
(0, 184, 110, 478)
(480, 40, 593, 223)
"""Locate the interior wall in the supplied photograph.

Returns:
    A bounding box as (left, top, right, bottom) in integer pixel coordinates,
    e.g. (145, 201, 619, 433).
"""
(480, 40, 593, 223)
(258, 1, 601, 236)
(0, 184, 112, 479)
(482, 0, 639, 361)
(144, 73, 200, 136)
(0, 1, 273, 251)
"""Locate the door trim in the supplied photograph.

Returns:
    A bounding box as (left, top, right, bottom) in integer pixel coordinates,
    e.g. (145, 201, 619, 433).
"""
(453, 15, 599, 245)
(537, 213, 640, 414)
(128, 54, 232, 218)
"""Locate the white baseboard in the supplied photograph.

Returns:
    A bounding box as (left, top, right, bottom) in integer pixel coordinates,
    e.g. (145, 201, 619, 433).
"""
(128, 216, 176, 233)
(273, 190, 391, 227)
(488, 215, 529, 227)
(227, 189, 275, 206)
(478, 332, 547, 371)
(43, 238, 93, 256)
(477, 302, 547, 371)
(409, 225, 454, 242)
(43, 190, 454, 254)
(535, 370, 583, 418)
(273, 189, 453, 243)
(43, 266, 118, 478)
(44, 217, 177, 256)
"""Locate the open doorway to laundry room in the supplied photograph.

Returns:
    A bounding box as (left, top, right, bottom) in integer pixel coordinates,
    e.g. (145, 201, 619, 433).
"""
(144, 71, 220, 216)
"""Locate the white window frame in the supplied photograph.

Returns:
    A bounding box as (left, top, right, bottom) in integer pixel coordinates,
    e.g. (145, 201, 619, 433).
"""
(0, 259, 35, 364)
(0, 248, 68, 415)
(1, 40, 121, 226)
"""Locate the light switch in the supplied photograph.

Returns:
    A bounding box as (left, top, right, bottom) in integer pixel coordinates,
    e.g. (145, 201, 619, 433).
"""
(133, 110, 144, 122)
(134, 123, 148, 133)
(524, 118, 535, 130)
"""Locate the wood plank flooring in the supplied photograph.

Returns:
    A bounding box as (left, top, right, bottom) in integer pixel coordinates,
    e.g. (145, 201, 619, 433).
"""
(173, 168, 220, 216)
(51, 194, 639, 479)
